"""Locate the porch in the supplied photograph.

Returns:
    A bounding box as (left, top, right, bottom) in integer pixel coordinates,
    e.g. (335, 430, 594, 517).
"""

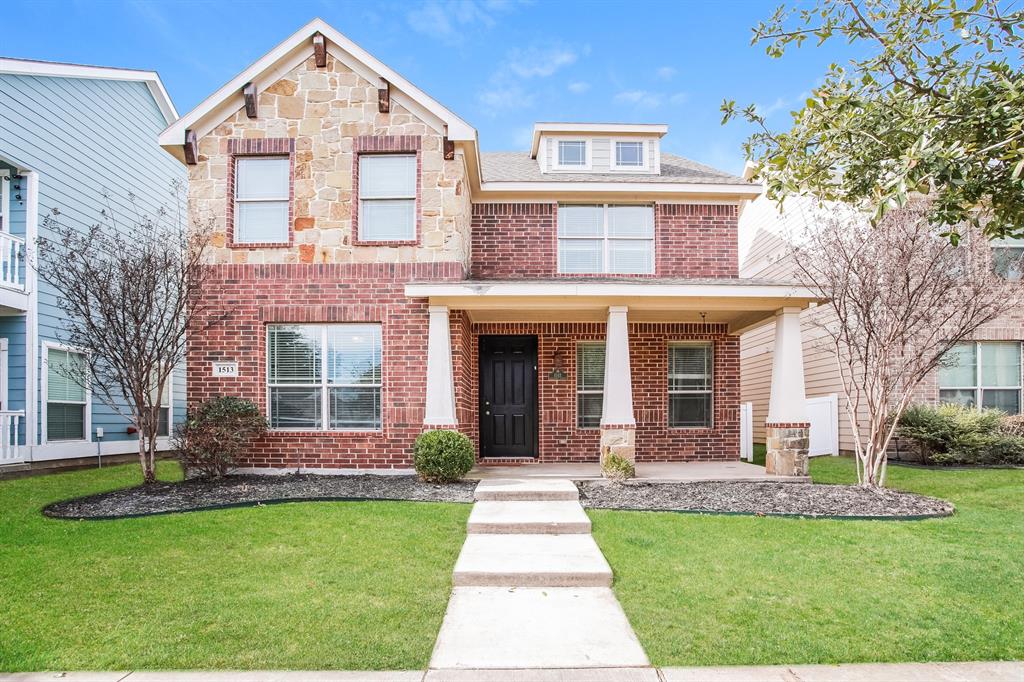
(469, 459, 807, 482)
(406, 278, 824, 476)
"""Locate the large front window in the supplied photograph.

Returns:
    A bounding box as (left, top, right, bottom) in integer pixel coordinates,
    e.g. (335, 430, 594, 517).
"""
(359, 154, 416, 242)
(46, 347, 87, 441)
(939, 341, 1022, 414)
(576, 343, 605, 429)
(268, 324, 382, 430)
(234, 157, 290, 243)
(558, 204, 654, 274)
(668, 343, 713, 428)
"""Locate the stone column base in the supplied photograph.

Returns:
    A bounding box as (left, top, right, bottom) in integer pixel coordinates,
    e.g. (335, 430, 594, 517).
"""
(765, 422, 810, 477)
(600, 424, 636, 464)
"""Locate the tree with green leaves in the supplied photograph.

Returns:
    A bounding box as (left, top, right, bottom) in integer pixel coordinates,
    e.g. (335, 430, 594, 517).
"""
(723, 0, 1024, 239)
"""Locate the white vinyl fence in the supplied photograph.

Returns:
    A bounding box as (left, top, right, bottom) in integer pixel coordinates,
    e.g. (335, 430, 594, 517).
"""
(740, 394, 839, 461)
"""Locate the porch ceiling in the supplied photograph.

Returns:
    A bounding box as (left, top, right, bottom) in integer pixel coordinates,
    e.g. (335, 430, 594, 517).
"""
(404, 279, 824, 334)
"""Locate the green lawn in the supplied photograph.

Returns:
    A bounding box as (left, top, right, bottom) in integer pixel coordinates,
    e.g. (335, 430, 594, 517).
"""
(591, 456, 1024, 666)
(0, 462, 470, 671)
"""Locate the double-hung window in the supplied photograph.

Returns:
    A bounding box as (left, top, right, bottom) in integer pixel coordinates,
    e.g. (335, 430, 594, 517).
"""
(234, 157, 290, 243)
(268, 324, 383, 430)
(668, 343, 713, 428)
(612, 141, 646, 170)
(558, 204, 654, 274)
(577, 343, 605, 428)
(46, 347, 88, 441)
(991, 237, 1024, 280)
(939, 341, 1022, 414)
(557, 140, 588, 168)
(359, 154, 416, 242)
(151, 374, 172, 437)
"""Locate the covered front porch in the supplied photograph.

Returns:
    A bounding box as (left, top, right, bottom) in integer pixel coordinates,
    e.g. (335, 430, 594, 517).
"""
(406, 279, 822, 476)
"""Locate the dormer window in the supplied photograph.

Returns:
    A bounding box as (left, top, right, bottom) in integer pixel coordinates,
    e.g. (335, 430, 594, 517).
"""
(612, 140, 647, 170)
(556, 140, 590, 169)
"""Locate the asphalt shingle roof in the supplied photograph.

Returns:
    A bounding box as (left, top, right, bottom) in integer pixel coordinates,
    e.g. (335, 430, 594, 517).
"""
(479, 151, 750, 185)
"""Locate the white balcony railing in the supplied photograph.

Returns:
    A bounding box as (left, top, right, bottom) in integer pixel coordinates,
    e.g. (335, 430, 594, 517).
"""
(0, 232, 25, 291)
(0, 410, 24, 464)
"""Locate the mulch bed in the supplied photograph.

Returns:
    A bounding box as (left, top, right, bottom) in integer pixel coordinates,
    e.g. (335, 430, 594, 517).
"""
(44, 474, 477, 520)
(577, 480, 954, 519)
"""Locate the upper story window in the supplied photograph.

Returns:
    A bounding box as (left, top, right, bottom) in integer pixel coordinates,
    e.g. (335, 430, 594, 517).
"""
(234, 157, 290, 244)
(612, 140, 646, 170)
(992, 237, 1024, 280)
(556, 140, 589, 170)
(558, 204, 655, 275)
(359, 154, 417, 242)
(939, 341, 1022, 414)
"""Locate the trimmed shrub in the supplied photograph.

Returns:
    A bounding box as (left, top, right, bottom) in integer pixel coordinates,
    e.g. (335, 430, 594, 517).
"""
(601, 452, 636, 482)
(413, 430, 475, 483)
(174, 396, 268, 478)
(896, 403, 1024, 466)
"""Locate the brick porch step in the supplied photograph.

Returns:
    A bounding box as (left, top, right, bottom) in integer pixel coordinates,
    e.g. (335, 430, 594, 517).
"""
(453, 533, 612, 587)
(473, 478, 579, 502)
(467, 501, 591, 534)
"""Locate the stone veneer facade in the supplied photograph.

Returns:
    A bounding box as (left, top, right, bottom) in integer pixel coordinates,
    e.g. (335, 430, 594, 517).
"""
(188, 53, 471, 268)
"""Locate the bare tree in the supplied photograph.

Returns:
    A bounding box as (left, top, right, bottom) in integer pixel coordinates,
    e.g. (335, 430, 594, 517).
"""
(38, 182, 219, 484)
(793, 201, 1022, 487)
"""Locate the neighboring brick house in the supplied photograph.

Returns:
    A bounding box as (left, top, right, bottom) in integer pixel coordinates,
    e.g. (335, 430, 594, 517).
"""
(738, 183, 1024, 455)
(160, 19, 819, 474)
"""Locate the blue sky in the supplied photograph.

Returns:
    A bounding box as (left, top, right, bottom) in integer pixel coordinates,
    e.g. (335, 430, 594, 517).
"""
(2, 0, 853, 175)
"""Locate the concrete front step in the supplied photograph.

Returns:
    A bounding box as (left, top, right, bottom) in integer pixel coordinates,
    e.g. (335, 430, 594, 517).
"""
(467, 500, 591, 534)
(429, 586, 650, 669)
(453, 533, 612, 587)
(474, 478, 579, 502)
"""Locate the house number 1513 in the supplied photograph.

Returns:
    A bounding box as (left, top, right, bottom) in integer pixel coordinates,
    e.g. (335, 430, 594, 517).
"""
(211, 361, 239, 377)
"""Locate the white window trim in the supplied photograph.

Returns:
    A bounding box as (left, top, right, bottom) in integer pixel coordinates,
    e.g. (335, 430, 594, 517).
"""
(552, 138, 593, 171)
(991, 241, 1024, 280)
(668, 341, 714, 429)
(266, 324, 383, 432)
(357, 154, 418, 242)
(154, 372, 173, 437)
(41, 341, 91, 444)
(0, 337, 8, 410)
(610, 139, 650, 172)
(557, 204, 655, 275)
(939, 341, 1023, 412)
(576, 341, 605, 430)
(233, 156, 290, 244)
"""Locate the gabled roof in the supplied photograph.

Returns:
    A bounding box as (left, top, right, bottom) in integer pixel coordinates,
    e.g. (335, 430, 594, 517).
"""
(158, 18, 477, 163)
(482, 151, 748, 185)
(0, 57, 177, 125)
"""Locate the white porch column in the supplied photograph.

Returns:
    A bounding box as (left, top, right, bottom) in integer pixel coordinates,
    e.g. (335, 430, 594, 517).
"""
(765, 307, 810, 476)
(423, 305, 457, 427)
(600, 305, 636, 465)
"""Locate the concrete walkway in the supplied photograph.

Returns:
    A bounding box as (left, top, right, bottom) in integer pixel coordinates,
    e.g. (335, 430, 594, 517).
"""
(428, 478, 649, 671)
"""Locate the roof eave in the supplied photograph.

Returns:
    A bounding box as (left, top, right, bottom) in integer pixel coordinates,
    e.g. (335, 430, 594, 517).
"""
(476, 180, 763, 200)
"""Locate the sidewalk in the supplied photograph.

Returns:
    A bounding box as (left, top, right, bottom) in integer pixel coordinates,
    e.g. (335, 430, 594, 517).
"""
(3, 661, 1022, 681)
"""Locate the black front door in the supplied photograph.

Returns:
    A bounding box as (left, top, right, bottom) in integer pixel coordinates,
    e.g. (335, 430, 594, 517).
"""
(479, 335, 538, 458)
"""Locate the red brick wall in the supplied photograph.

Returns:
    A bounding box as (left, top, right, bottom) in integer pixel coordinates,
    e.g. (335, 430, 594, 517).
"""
(191, 263, 740, 467)
(189, 262, 464, 470)
(470, 202, 738, 280)
(465, 322, 740, 462)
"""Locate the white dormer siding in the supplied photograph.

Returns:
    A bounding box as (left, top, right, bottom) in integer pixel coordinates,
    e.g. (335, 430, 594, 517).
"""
(540, 136, 660, 174)
(531, 123, 668, 176)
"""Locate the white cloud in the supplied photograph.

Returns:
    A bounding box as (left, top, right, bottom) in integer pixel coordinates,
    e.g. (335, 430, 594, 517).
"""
(506, 46, 579, 78)
(669, 92, 688, 106)
(406, 0, 520, 45)
(656, 66, 676, 81)
(614, 90, 663, 109)
(754, 91, 809, 118)
(478, 42, 586, 115)
(568, 81, 591, 94)
(479, 84, 535, 112)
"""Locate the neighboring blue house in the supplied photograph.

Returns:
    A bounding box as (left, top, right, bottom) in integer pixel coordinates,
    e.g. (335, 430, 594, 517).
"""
(0, 58, 186, 469)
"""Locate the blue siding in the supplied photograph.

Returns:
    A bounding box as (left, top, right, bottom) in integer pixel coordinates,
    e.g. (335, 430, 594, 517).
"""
(0, 71, 187, 450)
(2, 160, 27, 237)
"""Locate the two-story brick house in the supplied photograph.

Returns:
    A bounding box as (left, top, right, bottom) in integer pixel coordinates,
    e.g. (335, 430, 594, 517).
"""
(159, 19, 820, 475)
